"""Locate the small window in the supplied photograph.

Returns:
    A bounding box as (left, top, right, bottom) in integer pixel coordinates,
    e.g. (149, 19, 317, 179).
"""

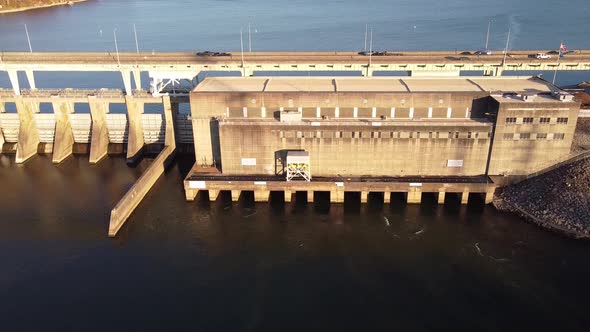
(435, 132, 440, 139)
(537, 133, 547, 140)
(416, 132, 421, 139)
(520, 133, 531, 140)
(428, 132, 433, 139)
(540, 117, 550, 124)
(554, 133, 565, 140)
(475, 132, 480, 139)
(557, 117, 568, 124)
(523, 117, 533, 124)
(467, 132, 472, 139)
(503, 133, 513, 140)
(454, 131, 459, 139)
(352, 132, 356, 138)
(506, 117, 517, 124)
(409, 132, 414, 139)
(488, 132, 492, 138)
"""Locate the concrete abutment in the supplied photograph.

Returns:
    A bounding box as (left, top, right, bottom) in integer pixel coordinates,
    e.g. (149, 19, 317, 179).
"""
(51, 100, 75, 163)
(15, 98, 40, 163)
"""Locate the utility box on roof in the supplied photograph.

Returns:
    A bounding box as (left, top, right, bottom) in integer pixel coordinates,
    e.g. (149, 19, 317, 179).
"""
(280, 110, 302, 122)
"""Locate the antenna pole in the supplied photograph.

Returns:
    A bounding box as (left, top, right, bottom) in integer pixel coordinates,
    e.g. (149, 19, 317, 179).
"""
(133, 24, 139, 53)
(364, 24, 368, 52)
(114, 28, 121, 67)
(240, 28, 245, 74)
(248, 23, 252, 52)
(369, 28, 373, 65)
(485, 20, 491, 50)
(24, 24, 32, 53)
(502, 26, 510, 66)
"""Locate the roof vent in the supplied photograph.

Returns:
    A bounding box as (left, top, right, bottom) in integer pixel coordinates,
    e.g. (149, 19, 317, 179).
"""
(522, 94, 536, 102)
(551, 91, 574, 102)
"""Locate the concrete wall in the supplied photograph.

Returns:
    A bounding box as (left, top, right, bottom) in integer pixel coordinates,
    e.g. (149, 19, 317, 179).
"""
(487, 98, 581, 175)
(218, 120, 492, 177)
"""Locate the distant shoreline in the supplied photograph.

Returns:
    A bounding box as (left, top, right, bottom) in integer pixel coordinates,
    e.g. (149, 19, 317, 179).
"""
(0, 0, 89, 14)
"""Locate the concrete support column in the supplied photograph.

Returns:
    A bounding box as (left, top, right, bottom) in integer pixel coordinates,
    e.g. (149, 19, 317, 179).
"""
(307, 191, 314, 203)
(261, 106, 266, 118)
(231, 190, 241, 202)
(88, 97, 110, 164)
(361, 191, 368, 204)
(0, 102, 5, 150)
(316, 107, 321, 118)
(383, 192, 390, 204)
(242, 67, 253, 77)
(125, 96, 145, 163)
(132, 70, 142, 90)
(25, 70, 36, 90)
(14, 98, 40, 163)
(372, 107, 377, 118)
(494, 67, 503, 77)
(193, 117, 214, 167)
(51, 100, 75, 163)
(353, 107, 358, 118)
(121, 70, 133, 95)
(185, 189, 198, 201)
(284, 190, 292, 203)
(461, 191, 470, 205)
(334, 107, 339, 118)
(407, 190, 422, 204)
(254, 190, 270, 202)
(485, 189, 495, 204)
(8, 70, 20, 96)
(438, 192, 446, 204)
(330, 190, 344, 203)
(209, 189, 219, 202)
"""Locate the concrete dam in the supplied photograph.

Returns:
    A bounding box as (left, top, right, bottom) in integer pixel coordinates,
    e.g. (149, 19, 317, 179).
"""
(0, 51, 586, 236)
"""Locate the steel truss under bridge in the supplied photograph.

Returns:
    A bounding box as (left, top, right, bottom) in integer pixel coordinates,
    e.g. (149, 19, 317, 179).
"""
(149, 71, 199, 97)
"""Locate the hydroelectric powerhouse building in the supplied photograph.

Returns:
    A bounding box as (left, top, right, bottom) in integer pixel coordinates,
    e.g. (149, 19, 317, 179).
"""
(184, 76, 580, 204)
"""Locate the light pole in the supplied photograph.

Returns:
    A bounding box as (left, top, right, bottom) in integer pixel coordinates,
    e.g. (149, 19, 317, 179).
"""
(133, 24, 139, 53)
(24, 24, 32, 53)
(114, 28, 121, 67)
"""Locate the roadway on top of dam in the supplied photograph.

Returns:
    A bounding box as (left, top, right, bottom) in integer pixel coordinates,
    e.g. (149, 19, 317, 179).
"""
(1, 50, 590, 69)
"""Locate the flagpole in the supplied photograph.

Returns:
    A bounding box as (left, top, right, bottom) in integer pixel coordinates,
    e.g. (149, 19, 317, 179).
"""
(552, 40, 562, 85)
(485, 19, 491, 50)
(364, 24, 368, 52)
(240, 28, 245, 75)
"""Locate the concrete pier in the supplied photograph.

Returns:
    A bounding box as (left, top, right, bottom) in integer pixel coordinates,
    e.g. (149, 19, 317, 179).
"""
(15, 98, 40, 163)
(407, 190, 422, 204)
(51, 100, 74, 163)
(438, 192, 446, 204)
(208, 189, 220, 202)
(108, 96, 176, 237)
(88, 97, 110, 164)
(124, 96, 145, 163)
(461, 191, 470, 205)
(184, 176, 495, 207)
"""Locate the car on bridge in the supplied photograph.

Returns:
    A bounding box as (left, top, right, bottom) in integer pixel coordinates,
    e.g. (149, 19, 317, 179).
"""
(196, 51, 231, 56)
(474, 50, 492, 55)
(535, 53, 551, 59)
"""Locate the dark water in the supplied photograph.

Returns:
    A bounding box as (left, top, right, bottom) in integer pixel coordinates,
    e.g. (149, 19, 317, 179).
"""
(1, 1, 590, 330)
(1, 155, 589, 331)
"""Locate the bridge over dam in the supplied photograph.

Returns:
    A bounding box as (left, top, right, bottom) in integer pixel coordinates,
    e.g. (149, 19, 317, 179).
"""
(1, 50, 590, 96)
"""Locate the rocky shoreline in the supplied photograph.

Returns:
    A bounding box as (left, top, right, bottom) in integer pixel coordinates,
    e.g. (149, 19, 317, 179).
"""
(0, 0, 88, 14)
(494, 119, 590, 239)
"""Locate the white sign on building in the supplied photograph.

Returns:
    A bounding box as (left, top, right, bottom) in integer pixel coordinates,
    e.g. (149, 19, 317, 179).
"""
(447, 160, 464, 167)
(241, 158, 257, 166)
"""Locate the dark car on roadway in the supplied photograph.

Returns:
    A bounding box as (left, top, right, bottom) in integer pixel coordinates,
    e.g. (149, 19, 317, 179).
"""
(196, 51, 231, 56)
(358, 51, 388, 56)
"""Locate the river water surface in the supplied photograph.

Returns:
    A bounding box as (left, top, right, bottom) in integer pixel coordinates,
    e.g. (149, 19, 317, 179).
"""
(1, 1, 590, 331)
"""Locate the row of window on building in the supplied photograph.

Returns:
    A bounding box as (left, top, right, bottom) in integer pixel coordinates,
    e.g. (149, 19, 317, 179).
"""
(505, 117, 568, 125)
(278, 130, 492, 139)
(502, 133, 565, 140)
